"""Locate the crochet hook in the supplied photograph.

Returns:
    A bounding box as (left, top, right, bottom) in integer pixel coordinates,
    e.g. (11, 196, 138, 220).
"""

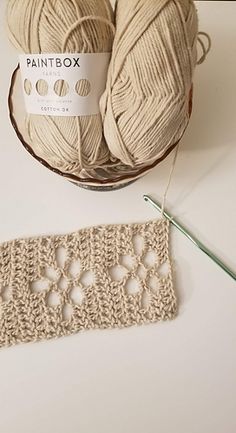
(143, 195, 236, 282)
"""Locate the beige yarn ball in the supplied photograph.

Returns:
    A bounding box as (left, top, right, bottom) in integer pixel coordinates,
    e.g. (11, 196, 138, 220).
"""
(100, 0, 199, 168)
(7, 0, 114, 175)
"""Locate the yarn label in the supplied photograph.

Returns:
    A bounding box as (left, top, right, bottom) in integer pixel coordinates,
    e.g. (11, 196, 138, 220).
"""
(19, 53, 111, 117)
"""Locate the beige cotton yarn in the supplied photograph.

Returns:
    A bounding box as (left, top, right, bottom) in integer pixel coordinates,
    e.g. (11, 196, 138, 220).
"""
(100, 0, 199, 167)
(0, 219, 176, 348)
(7, 0, 114, 175)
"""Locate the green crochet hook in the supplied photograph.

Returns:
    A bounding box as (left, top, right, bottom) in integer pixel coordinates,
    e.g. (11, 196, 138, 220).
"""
(144, 195, 236, 282)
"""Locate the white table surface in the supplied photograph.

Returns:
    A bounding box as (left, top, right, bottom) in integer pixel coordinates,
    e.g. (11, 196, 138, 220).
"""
(0, 2, 236, 433)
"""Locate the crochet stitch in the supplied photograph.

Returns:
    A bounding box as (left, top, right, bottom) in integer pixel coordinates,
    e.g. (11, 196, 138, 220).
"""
(0, 219, 176, 348)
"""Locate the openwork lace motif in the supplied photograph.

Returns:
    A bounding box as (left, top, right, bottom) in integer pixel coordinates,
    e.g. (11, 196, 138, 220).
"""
(0, 219, 177, 348)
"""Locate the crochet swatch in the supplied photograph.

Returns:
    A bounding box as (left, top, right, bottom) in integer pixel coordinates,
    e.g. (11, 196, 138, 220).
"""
(0, 219, 177, 348)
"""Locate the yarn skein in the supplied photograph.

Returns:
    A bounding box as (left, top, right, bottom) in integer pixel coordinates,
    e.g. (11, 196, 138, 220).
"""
(100, 0, 199, 168)
(7, 0, 115, 175)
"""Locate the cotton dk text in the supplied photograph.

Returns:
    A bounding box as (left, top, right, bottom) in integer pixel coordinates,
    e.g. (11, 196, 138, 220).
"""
(26, 57, 80, 68)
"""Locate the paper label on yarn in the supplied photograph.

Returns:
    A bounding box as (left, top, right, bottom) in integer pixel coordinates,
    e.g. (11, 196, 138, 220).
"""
(19, 53, 111, 117)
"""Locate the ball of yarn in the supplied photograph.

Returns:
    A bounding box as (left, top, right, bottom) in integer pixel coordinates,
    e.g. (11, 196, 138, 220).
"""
(7, 0, 114, 175)
(100, 0, 199, 167)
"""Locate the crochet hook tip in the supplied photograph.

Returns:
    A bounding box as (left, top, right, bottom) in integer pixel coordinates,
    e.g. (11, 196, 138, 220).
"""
(143, 195, 162, 212)
(143, 194, 154, 204)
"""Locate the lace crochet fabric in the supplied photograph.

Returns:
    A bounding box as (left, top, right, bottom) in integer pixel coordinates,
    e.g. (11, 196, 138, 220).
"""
(0, 219, 177, 348)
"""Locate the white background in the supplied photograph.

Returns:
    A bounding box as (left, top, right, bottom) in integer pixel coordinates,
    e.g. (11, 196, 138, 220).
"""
(0, 2, 236, 432)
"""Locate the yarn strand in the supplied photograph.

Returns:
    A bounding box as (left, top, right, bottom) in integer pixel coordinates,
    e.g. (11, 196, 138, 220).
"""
(197, 32, 212, 65)
(161, 145, 180, 216)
